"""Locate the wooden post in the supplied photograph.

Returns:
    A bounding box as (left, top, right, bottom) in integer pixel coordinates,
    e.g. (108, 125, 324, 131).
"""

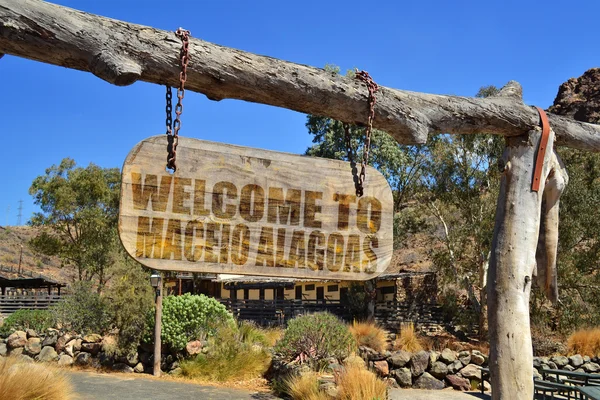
(487, 127, 561, 399)
(153, 273, 163, 377)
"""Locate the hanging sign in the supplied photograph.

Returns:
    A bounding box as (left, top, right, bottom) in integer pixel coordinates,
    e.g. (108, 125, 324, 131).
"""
(118, 136, 393, 280)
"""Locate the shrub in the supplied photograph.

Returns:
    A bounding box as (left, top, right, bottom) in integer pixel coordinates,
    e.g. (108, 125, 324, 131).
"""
(337, 363, 387, 400)
(51, 281, 111, 334)
(0, 309, 54, 336)
(0, 356, 73, 399)
(284, 371, 328, 400)
(152, 293, 235, 350)
(104, 259, 154, 356)
(567, 328, 600, 356)
(393, 322, 423, 352)
(349, 321, 388, 352)
(180, 323, 270, 382)
(275, 312, 355, 368)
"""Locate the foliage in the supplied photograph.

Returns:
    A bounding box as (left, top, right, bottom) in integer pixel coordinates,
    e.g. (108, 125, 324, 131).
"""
(336, 364, 387, 400)
(152, 293, 235, 350)
(567, 328, 600, 356)
(28, 158, 121, 291)
(180, 323, 271, 382)
(348, 321, 388, 352)
(283, 371, 327, 400)
(393, 322, 422, 352)
(342, 283, 368, 320)
(0, 309, 54, 336)
(103, 257, 154, 356)
(0, 357, 73, 400)
(51, 281, 111, 334)
(274, 312, 355, 368)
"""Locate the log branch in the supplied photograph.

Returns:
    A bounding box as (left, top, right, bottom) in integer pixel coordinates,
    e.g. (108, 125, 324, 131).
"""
(1, 0, 600, 150)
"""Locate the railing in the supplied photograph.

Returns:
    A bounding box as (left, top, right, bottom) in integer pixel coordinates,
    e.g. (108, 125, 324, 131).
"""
(0, 295, 63, 315)
(220, 299, 350, 326)
(0, 264, 46, 279)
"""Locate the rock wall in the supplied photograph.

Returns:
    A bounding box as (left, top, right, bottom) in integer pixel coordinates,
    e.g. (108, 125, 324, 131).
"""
(0, 328, 198, 375)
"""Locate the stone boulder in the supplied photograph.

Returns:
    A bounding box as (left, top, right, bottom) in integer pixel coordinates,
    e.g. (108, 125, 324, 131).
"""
(448, 360, 463, 374)
(391, 368, 412, 388)
(7, 331, 27, 348)
(112, 363, 134, 373)
(83, 334, 102, 343)
(373, 360, 389, 377)
(439, 348, 456, 364)
(24, 337, 42, 356)
(56, 333, 73, 354)
(471, 352, 485, 366)
(414, 372, 444, 390)
(58, 355, 74, 366)
(446, 374, 471, 391)
(429, 351, 440, 365)
(430, 361, 449, 380)
(117, 352, 139, 367)
(551, 355, 569, 368)
(410, 350, 430, 377)
(25, 329, 38, 338)
(64, 339, 76, 357)
(98, 352, 115, 367)
(459, 363, 481, 381)
(570, 354, 584, 368)
(458, 351, 471, 366)
(388, 350, 412, 368)
(583, 362, 600, 373)
(36, 346, 58, 362)
(75, 352, 92, 366)
(186, 340, 203, 356)
(81, 342, 102, 356)
(41, 332, 58, 347)
(0, 343, 6, 356)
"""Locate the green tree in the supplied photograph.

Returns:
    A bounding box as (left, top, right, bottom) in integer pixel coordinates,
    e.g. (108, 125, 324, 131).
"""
(29, 158, 120, 290)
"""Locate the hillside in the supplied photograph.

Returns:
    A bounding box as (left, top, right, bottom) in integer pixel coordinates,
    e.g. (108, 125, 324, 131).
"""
(0, 225, 74, 284)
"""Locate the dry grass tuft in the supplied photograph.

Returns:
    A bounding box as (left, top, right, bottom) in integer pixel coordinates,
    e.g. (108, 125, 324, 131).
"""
(349, 321, 388, 352)
(284, 371, 328, 400)
(393, 322, 423, 352)
(0, 356, 73, 400)
(263, 327, 284, 347)
(344, 353, 366, 369)
(568, 328, 600, 356)
(336, 364, 387, 400)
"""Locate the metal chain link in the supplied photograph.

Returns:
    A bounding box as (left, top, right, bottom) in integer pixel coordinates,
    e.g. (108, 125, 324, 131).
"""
(166, 28, 191, 172)
(344, 70, 379, 197)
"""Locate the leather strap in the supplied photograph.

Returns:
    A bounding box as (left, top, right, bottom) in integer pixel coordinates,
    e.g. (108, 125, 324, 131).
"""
(532, 106, 551, 192)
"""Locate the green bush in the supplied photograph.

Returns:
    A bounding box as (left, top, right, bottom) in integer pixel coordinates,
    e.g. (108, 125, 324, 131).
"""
(51, 281, 111, 334)
(149, 293, 235, 350)
(180, 322, 271, 382)
(104, 259, 154, 356)
(274, 312, 355, 368)
(0, 309, 55, 336)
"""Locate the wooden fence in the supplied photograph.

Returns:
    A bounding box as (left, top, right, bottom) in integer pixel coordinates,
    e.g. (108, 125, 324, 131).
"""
(220, 299, 446, 330)
(0, 295, 63, 315)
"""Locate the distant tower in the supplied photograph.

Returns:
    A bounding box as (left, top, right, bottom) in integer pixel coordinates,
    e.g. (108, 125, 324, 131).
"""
(17, 200, 23, 226)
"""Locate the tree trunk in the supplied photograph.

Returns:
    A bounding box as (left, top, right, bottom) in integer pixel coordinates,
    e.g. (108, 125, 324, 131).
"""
(1, 0, 600, 150)
(487, 127, 560, 399)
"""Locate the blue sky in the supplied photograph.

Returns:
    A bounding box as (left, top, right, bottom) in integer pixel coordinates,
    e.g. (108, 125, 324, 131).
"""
(1, 0, 598, 225)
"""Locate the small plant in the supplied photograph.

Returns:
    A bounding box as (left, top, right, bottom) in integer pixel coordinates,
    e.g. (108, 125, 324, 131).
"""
(336, 363, 387, 400)
(284, 371, 328, 400)
(567, 328, 600, 356)
(0, 309, 54, 336)
(275, 312, 355, 368)
(349, 320, 388, 352)
(0, 356, 73, 399)
(180, 323, 270, 382)
(393, 322, 423, 352)
(151, 293, 235, 350)
(51, 281, 111, 334)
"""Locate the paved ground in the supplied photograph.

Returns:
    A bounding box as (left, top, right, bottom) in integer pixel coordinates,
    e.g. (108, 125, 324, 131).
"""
(388, 388, 491, 400)
(68, 371, 493, 400)
(67, 371, 278, 400)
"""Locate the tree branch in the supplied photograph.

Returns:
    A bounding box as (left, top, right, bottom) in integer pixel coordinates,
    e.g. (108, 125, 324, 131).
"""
(1, 0, 599, 150)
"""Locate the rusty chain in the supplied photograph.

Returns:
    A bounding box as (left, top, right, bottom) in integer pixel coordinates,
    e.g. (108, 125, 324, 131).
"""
(166, 28, 191, 172)
(344, 69, 379, 197)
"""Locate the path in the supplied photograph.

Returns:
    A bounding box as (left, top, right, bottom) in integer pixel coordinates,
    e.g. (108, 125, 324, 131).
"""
(67, 371, 278, 400)
(388, 388, 491, 400)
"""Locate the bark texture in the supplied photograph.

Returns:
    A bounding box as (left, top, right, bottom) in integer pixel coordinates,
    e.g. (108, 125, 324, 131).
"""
(1, 0, 600, 151)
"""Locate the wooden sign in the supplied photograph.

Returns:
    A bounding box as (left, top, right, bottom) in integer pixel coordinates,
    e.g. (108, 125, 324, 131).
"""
(119, 136, 393, 280)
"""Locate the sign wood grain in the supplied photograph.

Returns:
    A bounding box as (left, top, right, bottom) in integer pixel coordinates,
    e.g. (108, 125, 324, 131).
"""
(119, 136, 393, 280)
